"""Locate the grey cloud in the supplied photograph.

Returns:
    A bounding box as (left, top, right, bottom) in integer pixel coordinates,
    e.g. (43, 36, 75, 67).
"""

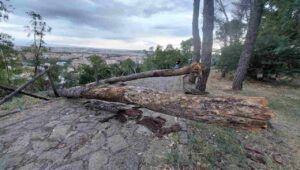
(10, 0, 193, 40)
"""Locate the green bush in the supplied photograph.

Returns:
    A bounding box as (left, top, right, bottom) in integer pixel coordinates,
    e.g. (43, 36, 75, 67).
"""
(217, 42, 243, 72)
(79, 55, 111, 84)
(250, 35, 300, 79)
(0, 35, 23, 86)
(142, 45, 190, 71)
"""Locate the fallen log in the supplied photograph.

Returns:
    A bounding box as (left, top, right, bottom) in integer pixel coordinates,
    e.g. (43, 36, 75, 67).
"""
(46, 69, 60, 97)
(94, 63, 203, 85)
(0, 85, 49, 101)
(57, 64, 204, 98)
(83, 100, 143, 122)
(0, 68, 50, 105)
(58, 85, 274, 129)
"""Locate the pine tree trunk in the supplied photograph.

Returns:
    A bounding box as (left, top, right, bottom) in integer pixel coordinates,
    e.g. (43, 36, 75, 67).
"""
(57, 85, 274, 129)
(232, 0, 264, 90)
(196, 0, 214, 92)
(189, 0, 201, 83)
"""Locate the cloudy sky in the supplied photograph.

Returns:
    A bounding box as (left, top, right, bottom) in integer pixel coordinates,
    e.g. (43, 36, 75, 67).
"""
(0, 0, 202, 50)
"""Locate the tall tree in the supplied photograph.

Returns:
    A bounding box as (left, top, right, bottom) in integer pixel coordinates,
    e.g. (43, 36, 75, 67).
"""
(196, 0, 214, 92)
(189, 0, 201, 83)
(0, 0, 16, 85)
(215, 0, 229, 47)
(25, 11, 51, 76)
(232, 0, 252, 23)
(232, 0, 264, 90)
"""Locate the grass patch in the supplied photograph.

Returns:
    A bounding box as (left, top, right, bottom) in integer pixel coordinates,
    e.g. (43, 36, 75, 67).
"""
(188, 122, 248, 169)
(0, 96, 42, 112)
(269, 97, 300, 123)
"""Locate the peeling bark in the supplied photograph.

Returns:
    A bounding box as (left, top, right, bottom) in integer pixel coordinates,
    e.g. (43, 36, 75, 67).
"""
(58, 85, 274, 129)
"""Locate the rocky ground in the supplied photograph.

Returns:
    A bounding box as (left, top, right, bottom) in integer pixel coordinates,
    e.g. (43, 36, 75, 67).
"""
(0, 98, 191, 170)
(0, 71, 299, 169)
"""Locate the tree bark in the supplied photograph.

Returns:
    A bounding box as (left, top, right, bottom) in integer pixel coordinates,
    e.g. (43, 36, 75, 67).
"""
(192, 0, 201, 63)
(46, 69, 59, 97)
(196, 0, 214, 92)
(232, 0, 264, 90)
(189, 0, 202, 83)
(0, 85, 49, 101)
(57, 85, 274, 129)
(91, 64, 202, 94)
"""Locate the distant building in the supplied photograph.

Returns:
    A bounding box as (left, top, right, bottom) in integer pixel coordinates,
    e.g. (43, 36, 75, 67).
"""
(106, 59, 120, 65)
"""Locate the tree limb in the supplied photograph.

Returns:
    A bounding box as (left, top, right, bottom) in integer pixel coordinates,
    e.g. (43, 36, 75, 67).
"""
(0, 85, 49, 101)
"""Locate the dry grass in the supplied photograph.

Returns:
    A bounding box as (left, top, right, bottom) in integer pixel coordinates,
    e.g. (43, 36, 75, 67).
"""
(0, 94, 46, 113)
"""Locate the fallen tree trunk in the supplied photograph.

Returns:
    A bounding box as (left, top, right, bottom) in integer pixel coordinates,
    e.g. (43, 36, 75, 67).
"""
(0, 85, 49, 101)
(56, 64, 204, 98)
(58, 85, 274, 129)
(0, 68, 50, 105)
(96, 64, 200, 85)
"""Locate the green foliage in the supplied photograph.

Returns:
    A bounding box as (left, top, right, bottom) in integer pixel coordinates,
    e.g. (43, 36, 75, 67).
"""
(0, 95, 41, 112)
(180, 38, 193, 62)
(251, 0, 300, 78)
(30, 59, 66, 91)
(48, 59, 65, 84)
(25, 11, 51, 75)
(142, 44, 190, 71)
(250, 35, 300, 78)
(217, 0, 300, 79)
(0, 33, 23, 86)
(217, 42, 243, 72)
(79, 55, 111, 84)
(216, 19, 245, 46)
(119, 58, 140, 75)
(62, 69, 79, 88)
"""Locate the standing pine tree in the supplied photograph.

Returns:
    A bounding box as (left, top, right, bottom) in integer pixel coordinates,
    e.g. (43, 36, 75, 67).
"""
(189, 0, 201, 83)
(25, 11, 51, 76)
(232, 0, 264, 90)
(196, 0, 214, 92)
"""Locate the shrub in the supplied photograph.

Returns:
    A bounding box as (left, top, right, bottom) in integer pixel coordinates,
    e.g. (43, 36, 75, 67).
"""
(79, 55, 111, 84)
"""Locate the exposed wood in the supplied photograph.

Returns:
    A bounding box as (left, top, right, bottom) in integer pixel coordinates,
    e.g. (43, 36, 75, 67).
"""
(0, 85, 49, 101)
(137, 116, 166, 133)
(58, 85, 274, 129)
(137, 116, 181, 137)
(83, 100, 142, 123)
(158, 124, 182, 138)
(0, 68, 49, 105)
